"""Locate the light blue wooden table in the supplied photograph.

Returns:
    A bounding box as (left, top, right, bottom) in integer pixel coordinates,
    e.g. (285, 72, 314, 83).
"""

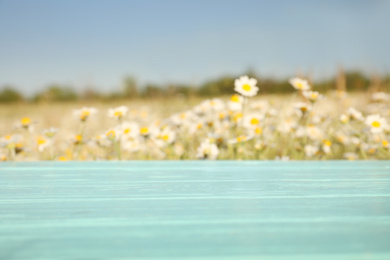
(1, 161, 390, 259)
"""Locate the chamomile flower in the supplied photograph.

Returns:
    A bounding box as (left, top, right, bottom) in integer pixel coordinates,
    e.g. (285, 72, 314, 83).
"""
(302, 91, 323, 102)
(340, 114, 349, 124)
(322, 139, 332, 154)
(346, 107, 364, 121)
(196, 139, 219, 160)
(365, 114, 388, 134)
(43, 127, 59, 138)
(105, 127, 121, 142)
(243, 113, 264, 129)
(371, 92, 389, 102)
(121, 122, 140, 139)
(36, 136, 51, 152)
(234, 75, 259, 97)
(74, 107, 97, 122)
(94, 134, 112, 147)
(157, 127, 176, 145)
(227, 94, 243, 111)
(294, 102, 312, 116)
(108, 106, 128, 120)
(289, 77, 310, 91)
(304, 145, 319, 157)
(72, 134, 83, 145)
(344, 152, 358, 160)
(306, 125, 323, 140)
(0, 153, 7, 161)
(228, 135, 252, 144)
(20, 117, 32, 130)
(207, 98, 225, 112)
(122, 139, 141, 152)
(139, 125, 159, 138)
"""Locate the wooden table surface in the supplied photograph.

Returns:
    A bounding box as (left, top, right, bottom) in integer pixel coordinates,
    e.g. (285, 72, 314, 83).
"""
(1, 161, 390, 260)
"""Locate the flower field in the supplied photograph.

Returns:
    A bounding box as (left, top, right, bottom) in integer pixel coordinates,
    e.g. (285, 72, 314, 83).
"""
(1, 76, 389, 161)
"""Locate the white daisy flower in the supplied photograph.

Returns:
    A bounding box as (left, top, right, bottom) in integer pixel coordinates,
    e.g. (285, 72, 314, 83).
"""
(275, 156, 290, 161)
(346, 107, 364, 121)
(294, 102, 312, 116)
(36, 136, 51, 152)
(122, 139, 141, 152)
(340, 114, 349, 124)
(121, 122, 140, 139)
(365, 114, 388, 134)
(343, 152, 358, 160)
(196, 139, 219, 160)
(278, 119, 297, 134)
(306, 125, 323, 140)
(302, 90, 323, 102)
(105, 127, 121, 142)
(108, 106, 128, 120)
(304, 145, 319, 157)
(289, 77, 310, 91)
(322, 140, 332, 154)
(0, 152, 6, 161)
(250, 100, 269, 110)
(94, 134, 112, 147)
(207, 98, 225, 112)
(157, 127, 176, 144)
(74, 107, 97, 122)
(234, 75, 259, 97)
(227, 94, 243, 111)
(371, 92, 389, 102)
(43, 127, 59, 138)
(243, 113, 264, 129)
(228, 135, 253, 144)
(139, 125, 159, 138)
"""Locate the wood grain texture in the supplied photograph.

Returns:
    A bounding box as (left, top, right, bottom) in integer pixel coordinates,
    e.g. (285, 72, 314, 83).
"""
(1, 161, 390, 260)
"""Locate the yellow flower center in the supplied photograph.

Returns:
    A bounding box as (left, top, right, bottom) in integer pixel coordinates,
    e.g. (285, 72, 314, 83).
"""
(250, 118, 259, 125)
(161, 135, 169, 141)
(5, 135, 12, 140)
(57, 156, 68, 161)
(106, 130, 116, 138)
(255, 127, 262, 135)
(311, 93, 318, 99)
(323, 140, 332, 146)
(21, 117, 31, 126)
(382, 140, 389, 147)
(124, 128, 131, 134)
(140, 127, 149, 135)
(37, 138, 46, 145)
(233, 113, 242, 123)
(372, 121, 381, 128)
(197, 123, 203, 130)
(180, 113, 186, 119)
(114, 111, 123, 118)
(75, 135, 82, 142)
(242, 84, 251, 91)
(80, 111, 90, 120)
(230, 94, 240, 102)
(236, 136, 246, 142)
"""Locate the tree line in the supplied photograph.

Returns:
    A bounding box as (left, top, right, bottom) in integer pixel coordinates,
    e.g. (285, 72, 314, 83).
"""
(1, 70, 389, 103)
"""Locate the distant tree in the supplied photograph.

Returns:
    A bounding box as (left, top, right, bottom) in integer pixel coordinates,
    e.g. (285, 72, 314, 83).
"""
(123, 76, 138, 98)
(34, 85, 78, 102)
(143, 84, 163, 98)
(0, 87, 24, 103)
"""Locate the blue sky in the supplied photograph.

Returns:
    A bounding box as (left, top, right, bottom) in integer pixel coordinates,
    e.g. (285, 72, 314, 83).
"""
(0, 0, 389, 95)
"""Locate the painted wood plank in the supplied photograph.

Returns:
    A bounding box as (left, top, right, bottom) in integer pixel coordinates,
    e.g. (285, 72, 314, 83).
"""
(1, 161, 390, 259)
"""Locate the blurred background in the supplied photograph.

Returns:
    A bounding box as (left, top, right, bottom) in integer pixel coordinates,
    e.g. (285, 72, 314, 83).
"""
(1, 0, 390, 102)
